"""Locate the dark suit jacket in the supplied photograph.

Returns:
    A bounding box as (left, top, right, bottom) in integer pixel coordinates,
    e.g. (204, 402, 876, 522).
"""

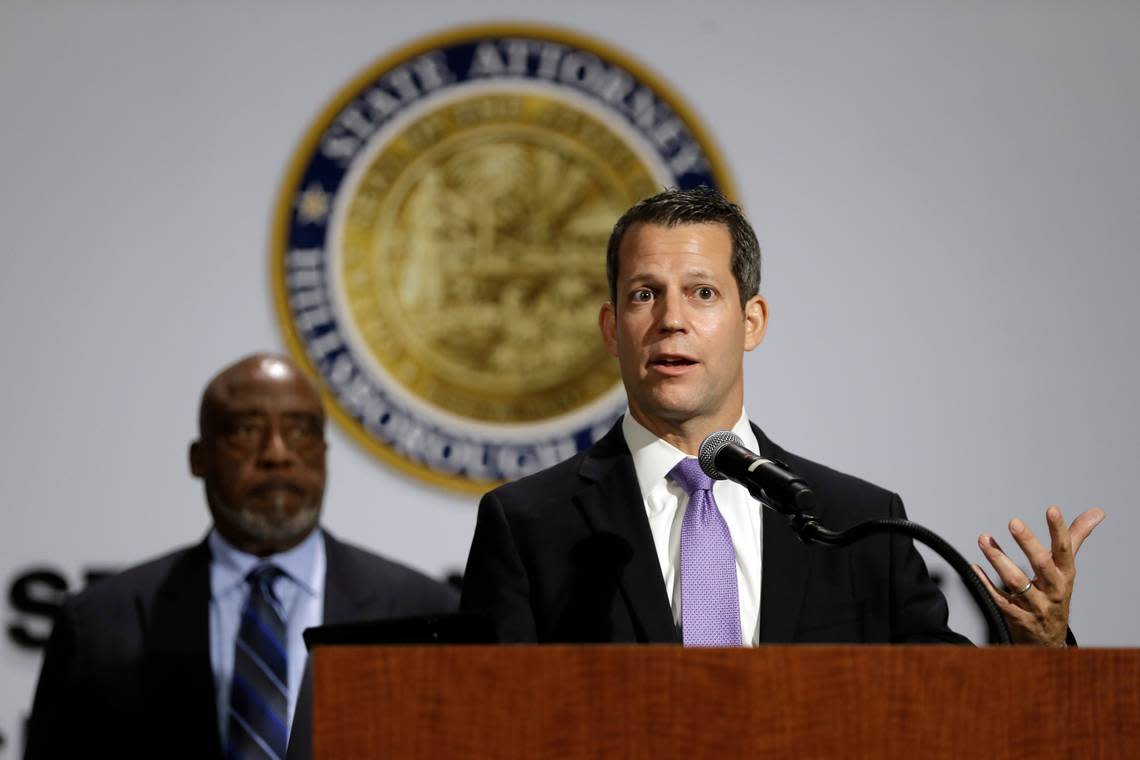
(25, 529, 458, 760)
(461, 419, 969, 645)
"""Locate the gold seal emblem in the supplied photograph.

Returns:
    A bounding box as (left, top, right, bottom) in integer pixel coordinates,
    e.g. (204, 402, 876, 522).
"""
(273, 25, 735, 491)
(339, 90, 659, 423)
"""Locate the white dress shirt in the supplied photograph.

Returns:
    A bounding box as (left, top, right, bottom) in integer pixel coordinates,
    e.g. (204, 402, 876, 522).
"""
(208, 527, 326, 746)
(623, 411, 764, 646)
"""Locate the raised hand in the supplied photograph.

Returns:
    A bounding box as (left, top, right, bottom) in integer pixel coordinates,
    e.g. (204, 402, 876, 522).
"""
(973, 507, 1106, 647)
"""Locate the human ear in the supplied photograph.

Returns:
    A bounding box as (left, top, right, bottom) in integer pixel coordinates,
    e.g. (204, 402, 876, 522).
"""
(189, 441, 206, 478)
(743, 295, 768, 351)
(599, 301, 619, 357)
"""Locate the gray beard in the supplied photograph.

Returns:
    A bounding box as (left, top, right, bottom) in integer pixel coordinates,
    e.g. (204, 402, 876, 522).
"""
(210, 487, 321, 547)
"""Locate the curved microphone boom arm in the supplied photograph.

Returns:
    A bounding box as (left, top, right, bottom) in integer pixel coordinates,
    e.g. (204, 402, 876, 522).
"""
(698, 431, 1012, 646)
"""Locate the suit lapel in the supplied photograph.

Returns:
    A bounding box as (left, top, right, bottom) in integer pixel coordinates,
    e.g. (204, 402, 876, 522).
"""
(752, 424, 810, 642)
(757, 507, 810, 642)
(144, 539, 223, 756)
(574, 421, 678, 643)
(571, 420, 812, 643)
(321, 531, 377, 624)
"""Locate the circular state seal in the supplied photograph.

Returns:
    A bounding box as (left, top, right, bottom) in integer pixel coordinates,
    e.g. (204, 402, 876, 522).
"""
(272, 24, 736, 492)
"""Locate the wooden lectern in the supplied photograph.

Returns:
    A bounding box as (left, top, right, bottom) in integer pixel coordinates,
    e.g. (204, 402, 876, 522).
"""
(311, 645, 1139, 758)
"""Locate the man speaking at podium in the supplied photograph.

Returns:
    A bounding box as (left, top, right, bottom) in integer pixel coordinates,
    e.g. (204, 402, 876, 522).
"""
(461, 187, 1103, 647)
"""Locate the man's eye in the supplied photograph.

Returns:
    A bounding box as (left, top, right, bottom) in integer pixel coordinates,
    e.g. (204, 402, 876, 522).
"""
(632, 289, 653, 302)
(286, 424, 321, 445)
(225, 422, 265, 449)
(695, 286, 716, 300)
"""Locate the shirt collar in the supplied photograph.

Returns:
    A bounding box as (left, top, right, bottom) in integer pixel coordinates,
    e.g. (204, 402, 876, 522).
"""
(208, 526, 324, 597)
(622, 410, 759, 511)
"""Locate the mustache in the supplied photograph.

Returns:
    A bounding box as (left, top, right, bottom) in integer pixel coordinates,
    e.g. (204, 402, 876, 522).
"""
(247, 478, 307, 498)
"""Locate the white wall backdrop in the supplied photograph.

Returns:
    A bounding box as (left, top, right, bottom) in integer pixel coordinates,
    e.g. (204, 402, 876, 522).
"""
(2, 1, 1137, 754)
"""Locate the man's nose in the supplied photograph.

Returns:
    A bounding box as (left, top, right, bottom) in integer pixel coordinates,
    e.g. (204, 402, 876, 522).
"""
(657, 291, 686, 332)
(257, 427, 293, 466)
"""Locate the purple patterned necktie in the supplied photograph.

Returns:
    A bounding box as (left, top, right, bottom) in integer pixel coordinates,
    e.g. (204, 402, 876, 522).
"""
(671, 457, 743, 647)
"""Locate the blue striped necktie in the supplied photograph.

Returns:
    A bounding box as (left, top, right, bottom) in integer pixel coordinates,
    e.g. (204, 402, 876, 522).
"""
(228, 564, 289, 760)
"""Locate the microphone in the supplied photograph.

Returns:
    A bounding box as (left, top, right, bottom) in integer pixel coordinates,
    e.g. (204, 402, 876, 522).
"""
(697, 431, 817, 516)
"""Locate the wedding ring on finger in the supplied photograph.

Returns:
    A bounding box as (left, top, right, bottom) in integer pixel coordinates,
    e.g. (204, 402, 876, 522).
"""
(1008, 578, 1034, 597)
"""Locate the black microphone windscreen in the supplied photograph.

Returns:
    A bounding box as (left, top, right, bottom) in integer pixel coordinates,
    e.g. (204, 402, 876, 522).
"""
(698, 430, 743, 480)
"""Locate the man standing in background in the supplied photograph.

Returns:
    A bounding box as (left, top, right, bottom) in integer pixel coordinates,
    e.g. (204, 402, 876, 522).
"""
(25, 353, 457, 759)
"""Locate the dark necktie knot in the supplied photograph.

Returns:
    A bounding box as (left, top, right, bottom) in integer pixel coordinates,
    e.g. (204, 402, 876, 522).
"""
(670, 457, 713, 496)
(247, 564, 285, 602)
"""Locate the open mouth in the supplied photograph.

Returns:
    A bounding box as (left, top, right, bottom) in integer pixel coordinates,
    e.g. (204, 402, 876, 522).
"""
(650, 355, 697, 373)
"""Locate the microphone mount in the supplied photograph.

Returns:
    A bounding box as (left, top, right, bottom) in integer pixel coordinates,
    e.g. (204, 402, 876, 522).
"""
(699, 431, 1013, 645)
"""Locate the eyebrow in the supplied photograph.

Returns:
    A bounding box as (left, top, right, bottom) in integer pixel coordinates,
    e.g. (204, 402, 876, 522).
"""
(625, 268, 717, 284)
(222, 408, 321, 419)
(283, 411, 324, 422)
(223, 408, 267, 418)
